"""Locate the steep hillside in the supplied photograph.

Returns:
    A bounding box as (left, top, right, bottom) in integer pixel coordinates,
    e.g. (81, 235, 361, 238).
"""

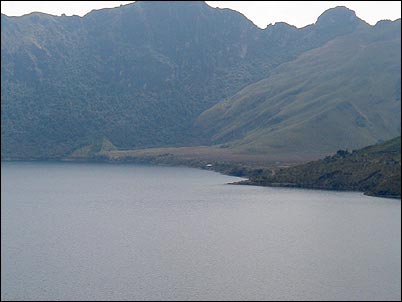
(2, 3, 371, 159)
(196, 19, 401, 159)
(240, 136, 401, 198)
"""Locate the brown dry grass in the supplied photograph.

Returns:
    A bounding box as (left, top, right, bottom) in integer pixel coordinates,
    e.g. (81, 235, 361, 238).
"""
(103, 145, 311, 167)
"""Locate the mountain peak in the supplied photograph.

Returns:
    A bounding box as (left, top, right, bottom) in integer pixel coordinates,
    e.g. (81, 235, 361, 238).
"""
(136, 1, 208, 9)
(316, 6, 362, 27)
(314, 6, 368, 35)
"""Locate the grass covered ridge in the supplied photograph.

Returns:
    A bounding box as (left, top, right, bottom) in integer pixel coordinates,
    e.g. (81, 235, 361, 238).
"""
(239, 136, 401, 198)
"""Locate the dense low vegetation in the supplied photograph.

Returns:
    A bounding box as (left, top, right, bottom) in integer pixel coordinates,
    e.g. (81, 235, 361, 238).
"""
(3, 2, 400, 161)
(239, 137, 401, 198)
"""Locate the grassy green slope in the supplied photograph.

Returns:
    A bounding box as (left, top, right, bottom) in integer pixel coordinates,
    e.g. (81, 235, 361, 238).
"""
(1, 4, 373, 160)
(195, 19, 401, 160)
(242, 136, 401, 198)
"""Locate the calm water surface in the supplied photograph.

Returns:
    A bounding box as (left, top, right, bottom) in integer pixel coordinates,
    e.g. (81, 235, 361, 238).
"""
(1, 162, 401, 301)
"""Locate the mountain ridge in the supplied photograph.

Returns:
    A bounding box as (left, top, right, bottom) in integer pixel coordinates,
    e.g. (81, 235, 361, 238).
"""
(1, 2, 400, 161)
(238, 136, 401, 198)
(195, 17, 401, 158)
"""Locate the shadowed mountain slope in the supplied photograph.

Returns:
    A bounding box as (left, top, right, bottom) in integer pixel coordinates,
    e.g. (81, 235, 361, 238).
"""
(1, 3, 375, 159)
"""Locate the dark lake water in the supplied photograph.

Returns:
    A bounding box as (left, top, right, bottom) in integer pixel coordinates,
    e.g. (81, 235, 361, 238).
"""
(1, 161, 401, 301)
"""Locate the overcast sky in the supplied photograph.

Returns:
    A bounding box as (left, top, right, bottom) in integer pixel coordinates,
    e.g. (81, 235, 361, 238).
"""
(1, 1, 401, 28)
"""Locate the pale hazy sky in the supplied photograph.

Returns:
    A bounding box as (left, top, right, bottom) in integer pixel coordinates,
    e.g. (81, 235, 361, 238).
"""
(1, 1, 401, 29)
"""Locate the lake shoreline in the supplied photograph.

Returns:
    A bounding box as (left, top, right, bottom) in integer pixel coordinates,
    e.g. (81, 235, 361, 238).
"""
(3, 161, 400, 301)
(230, 179, 401, 199)
(2, 157, 400, 200)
